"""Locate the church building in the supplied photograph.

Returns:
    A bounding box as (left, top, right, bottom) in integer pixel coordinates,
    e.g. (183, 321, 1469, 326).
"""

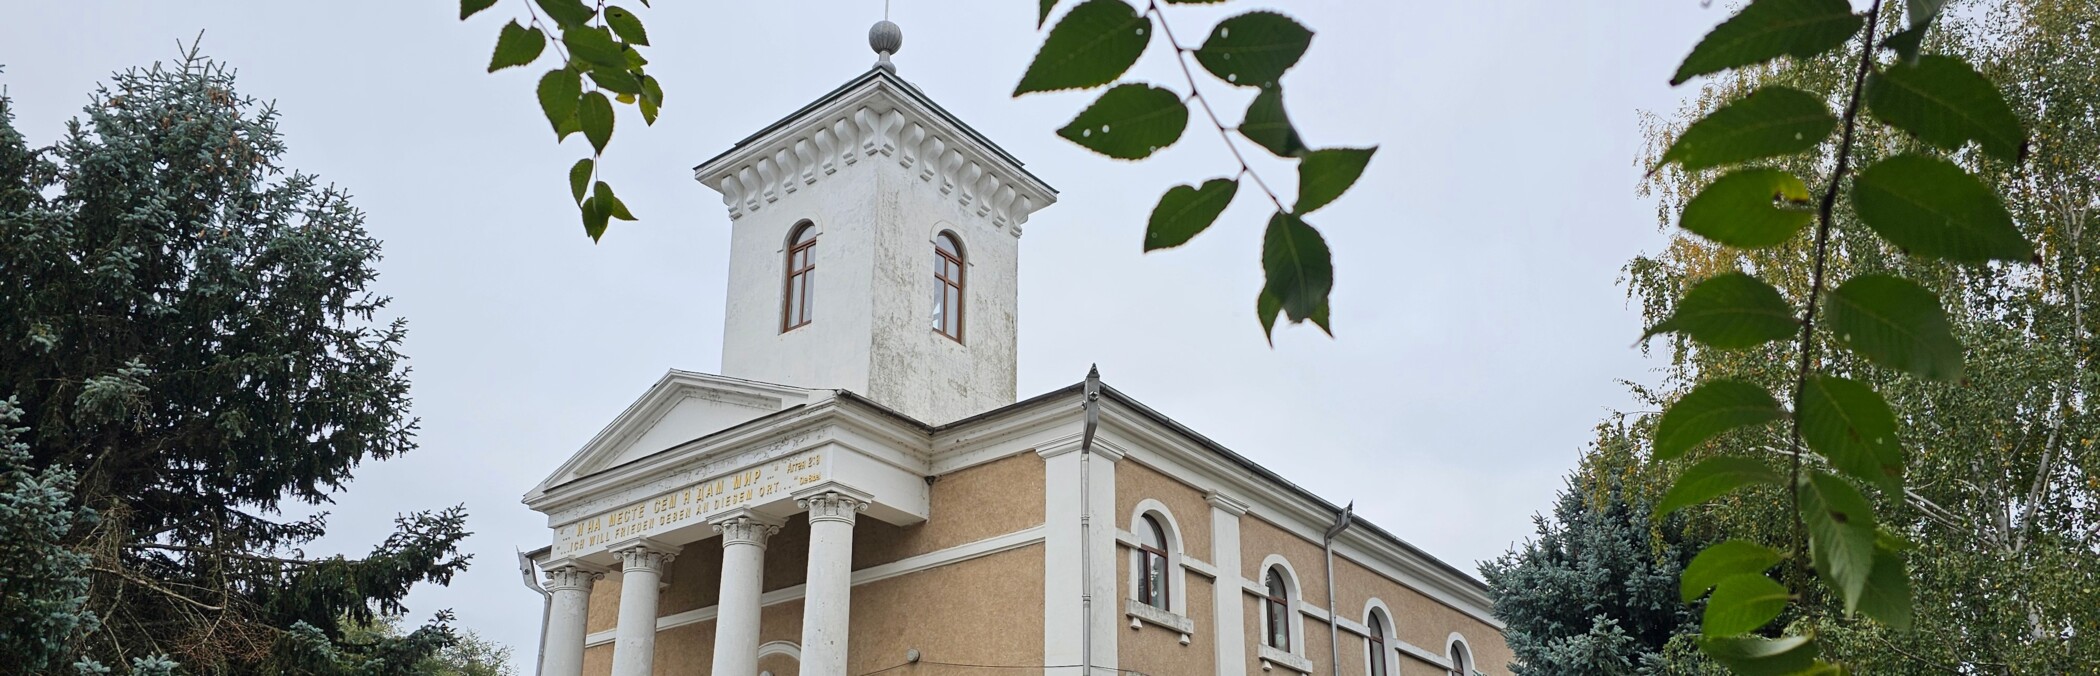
(521, 21, 1510, 676)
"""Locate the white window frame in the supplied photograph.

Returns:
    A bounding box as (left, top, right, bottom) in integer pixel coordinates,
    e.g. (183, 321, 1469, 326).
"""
(1257, 554, 1306, 657)
(1363, 599, 1397, 676)
(1446, 633, 1476, 676)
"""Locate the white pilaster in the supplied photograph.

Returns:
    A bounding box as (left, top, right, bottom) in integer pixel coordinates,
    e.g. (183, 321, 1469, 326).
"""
(1039, 442, 1121, 676)
(797, 487, 870, 676)
(609, 538, 680, 676)
(541, 561, 607, 676)
(1207, 492, 1251, 676)
(710, 511, 782, 676)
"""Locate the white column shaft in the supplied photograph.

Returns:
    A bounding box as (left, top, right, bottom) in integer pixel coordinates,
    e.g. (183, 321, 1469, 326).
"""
(609, 544, 678, 676)
(710, 515, 778, 676)
(799, 492, 867, 676)
(541, 566, 602, 676)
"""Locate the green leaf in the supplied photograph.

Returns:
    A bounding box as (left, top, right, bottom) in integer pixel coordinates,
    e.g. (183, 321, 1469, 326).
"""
(1680, 168, 1815, 248)
(1013, 0, 1152, 95)
(589, 69, 643, 96)
(1700, 635, 1819, 676)
(489, 21, 546, 73)
(595, 181, 636, 221)
(1039, 0, 1057, 27)
(461, 0, 499, 20)
(1261, 211, 1332, 322)
(1644, 272, 1798, 349)
(538, 68, 583, 139)
(1653, 380, 1786, 461)
(1672, 0, 1863, 85)
(580, 194, 609, 241)
(1704, 573, 1790, 636)
(578, 91, 614, 154)
(1056, 84, 1189, 160)
(639, 98, 660, 125)
(1193, 11, 1315, 89)
(604, 5, 649, 46)
(568, 158, 593, 203)
(534, 0, 595, 27)
(1859, 540, 1914, 630)
(1825, 274, 1964, 381)
(1798, 375, 1904, 494)
(1295, 147, 1375, 214)
(1660, 87, 1837, 171)
(1866, 56, 2025, 161)
(1851, 154, 2033, 263)
(1799, 471, 1879, 613)
(640, 75, 663, 107)
(1657, 456, 1783, 515)
(1682, 540, 1786, 603)
(1240, 86, 1307, 158)
(1146, 179, 1238, 251)
(1257, 286, 1283, 341)
(564, 26, 628, 70)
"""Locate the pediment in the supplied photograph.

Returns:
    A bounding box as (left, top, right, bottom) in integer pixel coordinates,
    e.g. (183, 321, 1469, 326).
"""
(527, 370, 819, 495)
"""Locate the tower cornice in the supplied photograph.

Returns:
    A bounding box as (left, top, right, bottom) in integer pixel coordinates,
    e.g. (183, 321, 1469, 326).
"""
(692, 69, 1058, 235)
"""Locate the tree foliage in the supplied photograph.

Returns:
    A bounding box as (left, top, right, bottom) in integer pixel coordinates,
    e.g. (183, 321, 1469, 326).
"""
(1482, 421, 1703, 675)
(1628, 0, 2099, 671)
(0, 52, 475, 673)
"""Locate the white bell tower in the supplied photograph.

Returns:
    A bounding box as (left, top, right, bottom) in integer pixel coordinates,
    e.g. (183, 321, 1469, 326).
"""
(693, 21, 1058, 426)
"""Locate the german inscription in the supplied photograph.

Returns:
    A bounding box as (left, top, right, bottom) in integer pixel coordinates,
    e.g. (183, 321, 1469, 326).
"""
(553, 451, 826, 556)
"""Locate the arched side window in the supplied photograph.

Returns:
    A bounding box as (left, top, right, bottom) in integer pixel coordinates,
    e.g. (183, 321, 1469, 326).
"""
(782, 222, 817, 331)
(1447, 637, 1473, 676)
(1136, 514, 1170, 610)
(1264, 566, 1293, 651)
(932, 232, 964, 341)
(1365, 609, 1390, 676)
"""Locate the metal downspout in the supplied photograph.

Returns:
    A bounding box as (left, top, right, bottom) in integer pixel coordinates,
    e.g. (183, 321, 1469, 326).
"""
(1079, 366, 1103, 676)
(1322, 503, 1355, 676)
(517, 550, 551, 676)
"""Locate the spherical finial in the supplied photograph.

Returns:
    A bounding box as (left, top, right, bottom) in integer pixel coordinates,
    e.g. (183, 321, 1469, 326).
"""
(870, 20, 902, 72)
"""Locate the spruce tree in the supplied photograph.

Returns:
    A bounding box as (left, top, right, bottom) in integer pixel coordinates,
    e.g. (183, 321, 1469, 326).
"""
(0, 52, 472, 674)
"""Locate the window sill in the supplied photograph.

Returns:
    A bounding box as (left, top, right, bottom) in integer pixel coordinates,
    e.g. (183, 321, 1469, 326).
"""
(1125, 599, 1194, 644)
(1258, 645, 1313, 674)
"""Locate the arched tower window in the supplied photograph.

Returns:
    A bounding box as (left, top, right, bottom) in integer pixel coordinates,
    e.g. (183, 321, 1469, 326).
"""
(1366, 610, 1390, 676)
(932, 232, 964, 341)
(782, 222, 816, 331)
(1136, 514, 1170, 610)
(1448, 639, 1472, 676)
(1264, 566, 1293, 651)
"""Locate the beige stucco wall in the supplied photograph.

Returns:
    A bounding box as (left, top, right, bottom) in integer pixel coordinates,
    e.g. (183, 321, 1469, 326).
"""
(1115, 460, 1214, 560)
(856, 451, 1045, 567)
(848, 543, 1046, 673)
(1235, 515, 1510, 676)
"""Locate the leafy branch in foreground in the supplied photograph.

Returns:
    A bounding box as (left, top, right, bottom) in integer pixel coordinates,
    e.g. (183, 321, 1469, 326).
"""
(463, 0, 659, 241)
(1641, 0, 2037, 672)
(1021, 0, 1377, 340)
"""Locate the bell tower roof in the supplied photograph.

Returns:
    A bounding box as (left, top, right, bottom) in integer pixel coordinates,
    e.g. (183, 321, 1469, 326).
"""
(691, 60, 1057, 231)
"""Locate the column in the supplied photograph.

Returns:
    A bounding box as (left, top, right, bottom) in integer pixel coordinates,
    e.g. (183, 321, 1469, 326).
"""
(709, 511, 782, 676)
(1206, 492, 1251, 676)
(797, 490, 869, 676)
(541, 562, 606, 676)
(609, 538, 680, 676)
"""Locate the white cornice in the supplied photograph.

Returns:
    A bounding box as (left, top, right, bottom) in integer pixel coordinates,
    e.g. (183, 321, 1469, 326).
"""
(525, 393, 931, 526)
(691, 71, 1057, 233)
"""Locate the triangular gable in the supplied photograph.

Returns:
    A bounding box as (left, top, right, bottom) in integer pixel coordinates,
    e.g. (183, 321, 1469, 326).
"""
(527, 370, 820, 496)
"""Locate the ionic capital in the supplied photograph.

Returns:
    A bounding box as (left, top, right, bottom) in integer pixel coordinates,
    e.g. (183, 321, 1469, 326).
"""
(609, 538, 681, 573)
(710, 511, 784, 548)
(543, 562, 607, 593)
(798, 490, 870, 526)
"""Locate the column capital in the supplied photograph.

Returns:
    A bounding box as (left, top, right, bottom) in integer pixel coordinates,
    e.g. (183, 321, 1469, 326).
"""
(795, 483, 872, 526)
(609, 537, 681, 573)
(710, 510, 784, 548)
(543, 559, 609, 593)
(1205, 491, 1250, 516)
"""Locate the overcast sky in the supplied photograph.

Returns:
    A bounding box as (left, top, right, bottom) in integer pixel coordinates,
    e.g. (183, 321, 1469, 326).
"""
(5, 1, 1730, 670)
